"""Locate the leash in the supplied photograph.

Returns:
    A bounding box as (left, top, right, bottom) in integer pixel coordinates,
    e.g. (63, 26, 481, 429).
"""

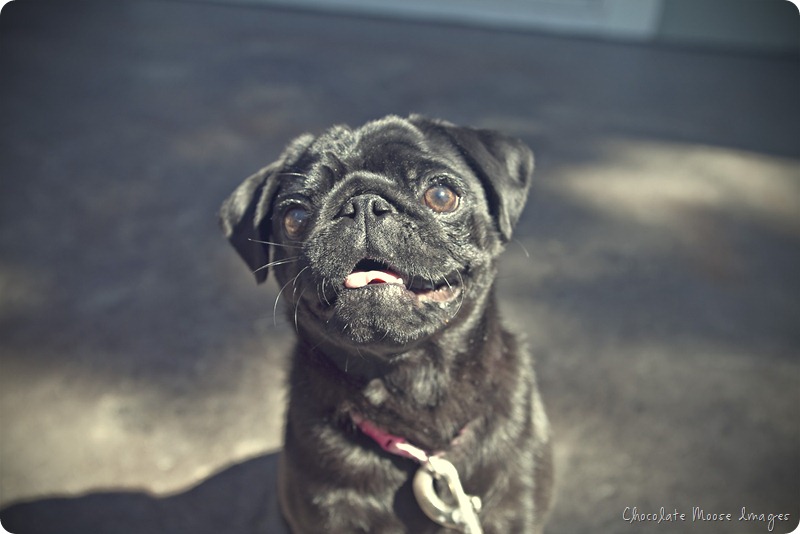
(352, 414, 484, 534)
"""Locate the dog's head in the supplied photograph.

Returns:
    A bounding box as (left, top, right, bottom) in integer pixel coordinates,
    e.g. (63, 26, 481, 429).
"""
(220, 115, 532, 352)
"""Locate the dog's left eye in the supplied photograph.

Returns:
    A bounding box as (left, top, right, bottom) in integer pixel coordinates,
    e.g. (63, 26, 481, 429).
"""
(283, 206, 309, 238)
(423, 185, 460, 213)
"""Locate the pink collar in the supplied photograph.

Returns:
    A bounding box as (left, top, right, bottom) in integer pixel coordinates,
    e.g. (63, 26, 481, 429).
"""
(352, 413, 431, 462)
(352, 413, 466, 464)
(353, 413, 484, 532)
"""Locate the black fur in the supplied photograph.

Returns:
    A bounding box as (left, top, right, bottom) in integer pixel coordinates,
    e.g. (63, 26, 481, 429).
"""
(220, 115, 552, 533)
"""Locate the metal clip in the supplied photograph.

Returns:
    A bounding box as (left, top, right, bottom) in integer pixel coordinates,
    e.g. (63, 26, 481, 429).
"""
(412, 456, 483, 534)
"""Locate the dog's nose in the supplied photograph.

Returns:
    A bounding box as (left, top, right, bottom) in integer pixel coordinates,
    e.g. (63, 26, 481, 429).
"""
(337, 194, 395, 219)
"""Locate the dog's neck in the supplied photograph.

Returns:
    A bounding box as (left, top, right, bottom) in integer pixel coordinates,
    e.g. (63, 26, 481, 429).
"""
(289, 288, 515, 451)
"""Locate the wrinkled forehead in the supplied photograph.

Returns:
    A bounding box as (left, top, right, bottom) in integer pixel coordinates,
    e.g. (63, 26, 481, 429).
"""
(313, 119, 460, 179)
(272, 118, 468, 203)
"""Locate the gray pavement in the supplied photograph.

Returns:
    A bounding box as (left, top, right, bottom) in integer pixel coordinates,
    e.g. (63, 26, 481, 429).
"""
(1, 1, 798, 533)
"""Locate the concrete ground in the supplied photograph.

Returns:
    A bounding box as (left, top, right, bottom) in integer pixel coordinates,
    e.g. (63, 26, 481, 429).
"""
(1, 1, 798, 533)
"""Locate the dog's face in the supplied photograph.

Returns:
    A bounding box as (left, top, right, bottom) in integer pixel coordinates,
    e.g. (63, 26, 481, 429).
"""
(220, 115, 532, 353)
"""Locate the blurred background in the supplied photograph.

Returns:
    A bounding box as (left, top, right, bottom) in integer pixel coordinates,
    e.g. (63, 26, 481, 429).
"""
(0, 0, 798, 532)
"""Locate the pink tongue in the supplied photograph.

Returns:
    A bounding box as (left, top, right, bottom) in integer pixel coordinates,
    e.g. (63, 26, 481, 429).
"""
(345, 270, 405, 289)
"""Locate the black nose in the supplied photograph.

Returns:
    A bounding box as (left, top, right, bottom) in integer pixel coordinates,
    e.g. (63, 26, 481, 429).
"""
(337, 194, 395, 219)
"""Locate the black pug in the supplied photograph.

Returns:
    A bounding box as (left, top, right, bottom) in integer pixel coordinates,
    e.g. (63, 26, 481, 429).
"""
(220, 115, 552, 533)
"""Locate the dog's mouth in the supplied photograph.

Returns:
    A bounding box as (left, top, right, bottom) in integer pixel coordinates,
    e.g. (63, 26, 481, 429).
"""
(343, 258, 461, 304)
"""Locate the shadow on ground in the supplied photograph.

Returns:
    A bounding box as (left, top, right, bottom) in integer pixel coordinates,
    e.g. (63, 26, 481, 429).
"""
(1, 453, 288, 534)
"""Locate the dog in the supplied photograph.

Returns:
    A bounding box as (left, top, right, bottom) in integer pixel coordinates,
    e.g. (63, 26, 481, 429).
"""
(220, 115, 552, 533)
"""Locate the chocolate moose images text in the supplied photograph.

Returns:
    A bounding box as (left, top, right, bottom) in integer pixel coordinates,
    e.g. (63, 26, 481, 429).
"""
(622, 506, 793, 532)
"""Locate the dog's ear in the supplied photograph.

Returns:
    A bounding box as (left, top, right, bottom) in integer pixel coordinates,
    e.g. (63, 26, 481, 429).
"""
(411, 116, 533, 242)
(219, 134, 314, 283)
(219, 163, 279, 284)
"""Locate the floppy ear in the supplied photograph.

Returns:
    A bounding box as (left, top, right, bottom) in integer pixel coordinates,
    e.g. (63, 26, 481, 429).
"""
(412, 116, 533, 242)
(219, 162, 280, 284)
(219, 133, 315, 283)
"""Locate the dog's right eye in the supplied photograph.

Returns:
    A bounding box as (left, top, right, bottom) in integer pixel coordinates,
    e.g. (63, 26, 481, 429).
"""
(283, 206, 309, 239)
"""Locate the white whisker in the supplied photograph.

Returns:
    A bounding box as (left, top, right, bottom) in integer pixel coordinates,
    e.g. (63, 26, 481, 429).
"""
(513, 238, 531, 259)
(454, 270, 465, 317)
(292, 266, 309, 287)
(319, 279, 333, 307)
(247, 238, 302, 249)
(294, 287, 307, 333)
(253, 256, 300, 275)
(273, 276, 296, 326)
(291, 267, 309, 303)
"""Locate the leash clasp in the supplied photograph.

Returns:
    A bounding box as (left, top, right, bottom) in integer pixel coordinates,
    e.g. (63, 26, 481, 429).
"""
(412, 456, 483, 534)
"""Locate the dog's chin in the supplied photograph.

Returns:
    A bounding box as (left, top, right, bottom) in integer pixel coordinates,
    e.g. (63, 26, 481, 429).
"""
(308, 280, 463, 348)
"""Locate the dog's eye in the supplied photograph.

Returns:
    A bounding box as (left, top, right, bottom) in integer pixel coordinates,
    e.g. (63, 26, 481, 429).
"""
(283, 206, 309, 238)
(423, 185, 460, 213)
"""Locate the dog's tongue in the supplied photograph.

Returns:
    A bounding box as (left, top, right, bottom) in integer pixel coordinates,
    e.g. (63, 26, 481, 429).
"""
(345, 270, 404, 289)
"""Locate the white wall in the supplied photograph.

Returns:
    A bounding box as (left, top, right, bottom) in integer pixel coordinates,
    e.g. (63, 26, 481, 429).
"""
(198, 0, 799, 53)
